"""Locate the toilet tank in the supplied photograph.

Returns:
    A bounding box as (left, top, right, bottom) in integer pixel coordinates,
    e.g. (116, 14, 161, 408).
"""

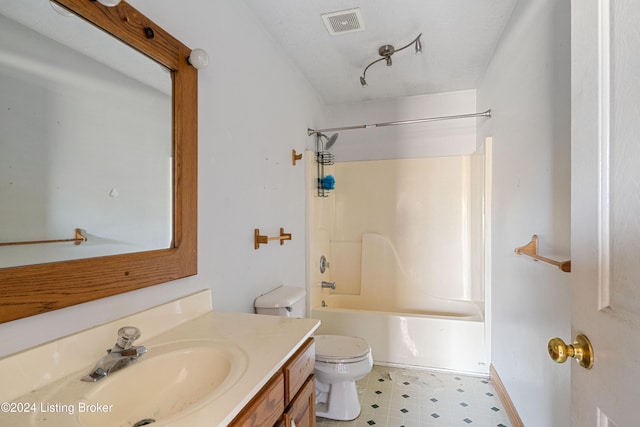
(254, 286, 306, 317)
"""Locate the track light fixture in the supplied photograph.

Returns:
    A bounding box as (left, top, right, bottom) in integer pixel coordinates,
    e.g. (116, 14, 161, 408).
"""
(359, 33, 422, 87)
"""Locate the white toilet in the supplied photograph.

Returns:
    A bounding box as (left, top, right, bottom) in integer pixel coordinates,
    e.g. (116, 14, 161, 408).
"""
(254, 286, 373, 421)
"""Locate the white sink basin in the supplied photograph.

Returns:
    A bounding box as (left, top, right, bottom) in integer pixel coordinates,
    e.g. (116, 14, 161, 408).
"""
(45, 340, 247, 427)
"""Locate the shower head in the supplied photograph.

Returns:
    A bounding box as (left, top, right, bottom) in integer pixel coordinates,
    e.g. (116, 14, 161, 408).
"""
(319, 133, 339, 150)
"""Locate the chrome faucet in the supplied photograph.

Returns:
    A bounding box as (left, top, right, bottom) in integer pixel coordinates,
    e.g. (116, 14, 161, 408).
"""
(321, 281, 336, 290)
(82, 326, 147, 382)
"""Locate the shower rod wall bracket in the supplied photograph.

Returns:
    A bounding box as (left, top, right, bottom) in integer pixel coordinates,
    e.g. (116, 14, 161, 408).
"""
(307, 109, 491, 136)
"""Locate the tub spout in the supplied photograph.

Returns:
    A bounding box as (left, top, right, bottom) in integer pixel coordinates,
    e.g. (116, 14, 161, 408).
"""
(321, 281, 336, 290)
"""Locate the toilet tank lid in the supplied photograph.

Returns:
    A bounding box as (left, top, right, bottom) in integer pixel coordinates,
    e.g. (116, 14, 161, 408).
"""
(254, 286, 306, 308)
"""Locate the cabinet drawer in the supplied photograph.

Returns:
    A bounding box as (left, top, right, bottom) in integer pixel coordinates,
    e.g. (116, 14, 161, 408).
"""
(284, 375, 316, 427)
(283, 338, 315, 405)
(230, 372, 284, 427)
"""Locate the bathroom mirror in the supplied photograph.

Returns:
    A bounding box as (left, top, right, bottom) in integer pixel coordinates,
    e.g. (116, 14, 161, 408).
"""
(1, 0, 173, 268)
(0, 0, 198, 323)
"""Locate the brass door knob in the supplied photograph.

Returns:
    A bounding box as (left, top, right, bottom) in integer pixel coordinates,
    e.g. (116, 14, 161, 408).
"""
(547, 334, 594, 369)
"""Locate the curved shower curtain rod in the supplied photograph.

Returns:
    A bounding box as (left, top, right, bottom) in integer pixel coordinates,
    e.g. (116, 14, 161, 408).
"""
(307, 109, 491, 136)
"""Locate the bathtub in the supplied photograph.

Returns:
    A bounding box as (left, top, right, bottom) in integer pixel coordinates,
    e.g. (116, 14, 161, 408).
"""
(311, 295, 488, 375)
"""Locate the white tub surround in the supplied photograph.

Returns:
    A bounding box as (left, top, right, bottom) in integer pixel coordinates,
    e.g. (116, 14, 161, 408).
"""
(327, 156, 484, 303)
(310, 230, 487, 374)
(0, 290, 319, 426)
(324, 233, 485, 316)
(317, 293, 483, 320)
(313, 305, 486, 375)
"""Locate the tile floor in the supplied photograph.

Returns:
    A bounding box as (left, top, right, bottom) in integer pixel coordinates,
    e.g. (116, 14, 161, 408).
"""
(316, 365, 512, 427)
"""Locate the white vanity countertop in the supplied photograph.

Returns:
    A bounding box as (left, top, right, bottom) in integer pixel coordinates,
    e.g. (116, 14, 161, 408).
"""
(0, 290, 320, 426)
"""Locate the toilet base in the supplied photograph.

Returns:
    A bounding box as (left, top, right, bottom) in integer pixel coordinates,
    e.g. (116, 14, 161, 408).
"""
(315, 380, 361, 421)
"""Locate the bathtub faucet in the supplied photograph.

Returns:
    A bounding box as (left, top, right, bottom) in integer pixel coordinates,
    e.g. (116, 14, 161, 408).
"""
(321, 281, 336, 290)
(81, 326, 147, 382)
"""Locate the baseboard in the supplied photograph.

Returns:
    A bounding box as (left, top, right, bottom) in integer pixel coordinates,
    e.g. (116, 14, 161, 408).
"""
(489, 364, 525, 427)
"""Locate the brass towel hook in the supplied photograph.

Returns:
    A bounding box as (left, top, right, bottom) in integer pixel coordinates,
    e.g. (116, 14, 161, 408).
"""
(292, 149, 303, 166)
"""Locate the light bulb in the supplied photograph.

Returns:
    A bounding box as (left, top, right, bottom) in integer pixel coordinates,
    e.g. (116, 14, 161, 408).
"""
(96, 0, 121, 6)
(187, 48, 209, 70)
(50, 1, 75, 16)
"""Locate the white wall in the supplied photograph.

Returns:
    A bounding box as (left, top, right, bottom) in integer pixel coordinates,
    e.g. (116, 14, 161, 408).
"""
(477, 1, 571, 425)
(326, 90, 477, 161)
(0, 0, 324, 358)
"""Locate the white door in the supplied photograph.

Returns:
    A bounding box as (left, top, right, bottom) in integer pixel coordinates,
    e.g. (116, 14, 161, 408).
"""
(570, 0, 640, 425)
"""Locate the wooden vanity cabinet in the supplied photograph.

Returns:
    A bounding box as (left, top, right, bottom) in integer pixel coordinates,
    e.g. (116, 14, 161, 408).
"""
(230, 338, 316, 427)
(230, 372, 285, 427)
(282, 375, 315, 427)
(282, 337, 316, 427)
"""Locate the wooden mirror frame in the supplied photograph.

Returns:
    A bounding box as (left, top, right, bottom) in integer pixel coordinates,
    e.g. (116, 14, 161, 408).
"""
(0, 0, 197, 324)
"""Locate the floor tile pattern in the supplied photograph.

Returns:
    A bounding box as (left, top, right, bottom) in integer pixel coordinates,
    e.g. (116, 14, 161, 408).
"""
(317, 365, 512, 427)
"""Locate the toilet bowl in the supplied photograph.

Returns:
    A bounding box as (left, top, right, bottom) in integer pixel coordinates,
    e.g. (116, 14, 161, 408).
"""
(253, 286, 373, 421)
(314, 334, 373, 421)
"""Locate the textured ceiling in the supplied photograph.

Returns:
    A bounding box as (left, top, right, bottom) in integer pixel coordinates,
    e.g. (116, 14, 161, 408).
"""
(242, 0, 518, 105)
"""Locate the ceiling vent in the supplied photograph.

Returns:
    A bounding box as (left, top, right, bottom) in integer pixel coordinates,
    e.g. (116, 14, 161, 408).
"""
(321, 8, 364, 35)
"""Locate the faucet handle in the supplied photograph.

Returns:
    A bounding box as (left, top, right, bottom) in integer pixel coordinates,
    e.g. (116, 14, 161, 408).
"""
(321, 281, 336, 290)
(116, 326, 141, 349)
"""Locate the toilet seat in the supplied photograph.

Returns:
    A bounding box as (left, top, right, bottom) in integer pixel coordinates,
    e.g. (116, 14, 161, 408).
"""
(315, 335, 371, 364)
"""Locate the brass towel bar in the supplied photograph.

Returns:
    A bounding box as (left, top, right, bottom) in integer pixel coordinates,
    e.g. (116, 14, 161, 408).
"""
(514, 235, 571, 272)
(254, 228, 292, 250)
(0, 228, 87, 247)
